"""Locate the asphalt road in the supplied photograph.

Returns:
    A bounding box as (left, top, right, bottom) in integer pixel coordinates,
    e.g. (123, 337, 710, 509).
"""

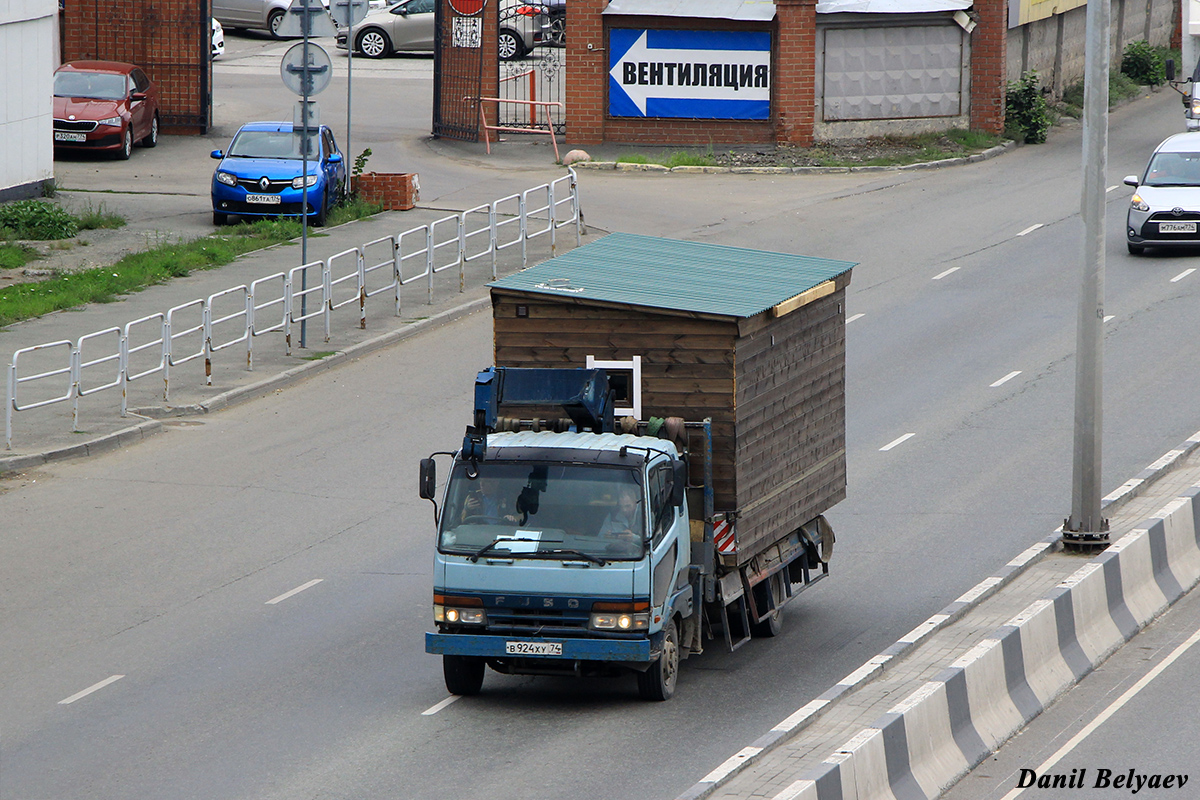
(6, 78, 1200, 799)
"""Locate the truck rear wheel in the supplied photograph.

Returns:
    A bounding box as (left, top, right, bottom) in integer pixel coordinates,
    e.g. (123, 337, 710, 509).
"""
(443, 655, 485, 696)
(638, 620, 679, 701)
(750, 608, 783, 638)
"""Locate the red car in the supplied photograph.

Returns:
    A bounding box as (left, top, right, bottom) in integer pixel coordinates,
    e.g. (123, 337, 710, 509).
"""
(52, 61, 161, 160)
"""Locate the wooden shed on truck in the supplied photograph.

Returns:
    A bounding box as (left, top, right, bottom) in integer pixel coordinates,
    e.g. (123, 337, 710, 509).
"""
(488, 232, 855, 565)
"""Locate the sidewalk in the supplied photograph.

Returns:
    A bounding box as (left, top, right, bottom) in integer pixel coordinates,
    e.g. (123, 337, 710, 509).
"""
(1, 174, 588, 471)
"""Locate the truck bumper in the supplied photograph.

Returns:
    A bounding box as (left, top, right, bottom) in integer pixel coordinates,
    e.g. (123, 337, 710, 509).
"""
(426, 632, 653, 662)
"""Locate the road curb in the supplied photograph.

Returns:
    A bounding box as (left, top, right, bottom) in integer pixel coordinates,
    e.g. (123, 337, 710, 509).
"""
(574, 141, 1017, 176)
(0, 296, 491, 475)
(675, 428, 1200, 800)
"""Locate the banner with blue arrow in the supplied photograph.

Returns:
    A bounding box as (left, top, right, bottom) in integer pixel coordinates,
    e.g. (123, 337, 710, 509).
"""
(608, 29, 771, 120)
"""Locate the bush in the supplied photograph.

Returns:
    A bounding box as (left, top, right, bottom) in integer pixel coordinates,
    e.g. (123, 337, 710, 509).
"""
(1122, 39, 1166, 86)
(0, 199, 79, 240)
(1005, 70, 1052, 144)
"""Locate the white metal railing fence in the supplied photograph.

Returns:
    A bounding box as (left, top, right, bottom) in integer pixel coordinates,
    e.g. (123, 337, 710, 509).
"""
(6, 170, 581, 449)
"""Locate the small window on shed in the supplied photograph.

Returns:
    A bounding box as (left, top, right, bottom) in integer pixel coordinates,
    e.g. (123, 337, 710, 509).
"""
(587, 355, 642, 419)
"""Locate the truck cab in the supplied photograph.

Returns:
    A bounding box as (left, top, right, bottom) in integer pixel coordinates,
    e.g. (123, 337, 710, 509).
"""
(425, 431, 693, 700)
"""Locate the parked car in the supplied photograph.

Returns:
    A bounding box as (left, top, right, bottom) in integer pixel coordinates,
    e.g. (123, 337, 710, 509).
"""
(335, 0, 544, 59)
(212, 0, 330, 39)
(210, 121, 346, 226)
(1125, 131, 1200, 254)
(212, 17, 226, 58)
(52, 61, 160, 160)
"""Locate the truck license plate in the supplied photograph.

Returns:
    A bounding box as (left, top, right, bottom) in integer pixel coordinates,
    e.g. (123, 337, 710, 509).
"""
(54, 132, 86, 142)
(246, 193, 281, 205)
(1159, 221, 1196, 233)
(505, 641, 562, 656)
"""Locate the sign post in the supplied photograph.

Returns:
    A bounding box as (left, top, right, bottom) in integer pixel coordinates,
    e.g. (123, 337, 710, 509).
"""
(330, 0, 368, 197)
(279, 0, 335, 348)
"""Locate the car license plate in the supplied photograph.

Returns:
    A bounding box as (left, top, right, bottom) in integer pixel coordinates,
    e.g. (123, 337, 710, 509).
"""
(1159, 221, 1196, 233)
(54, 132, 86, 142)
(505, 641, 562, 656)
(246, 193, 282, 205)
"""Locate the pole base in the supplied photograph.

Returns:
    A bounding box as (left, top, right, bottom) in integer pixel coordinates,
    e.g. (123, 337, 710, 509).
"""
(1062, 516, 1110, 551)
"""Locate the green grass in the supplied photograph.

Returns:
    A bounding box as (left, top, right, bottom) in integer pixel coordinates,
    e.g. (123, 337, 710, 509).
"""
(616, 149, 719, 168)
(0, 243, 41, 270)
(1060, 71, 1146, 118)
(0, 200, 385, 328)
(301, 350, 337, 360)
(75, 202, 126, 231)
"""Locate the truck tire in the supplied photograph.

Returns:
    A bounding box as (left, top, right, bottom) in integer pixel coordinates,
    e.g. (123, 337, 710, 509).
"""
(750, 608, 783, 638)
(443, 655, 485, 696)
(637, 620, 679, 701)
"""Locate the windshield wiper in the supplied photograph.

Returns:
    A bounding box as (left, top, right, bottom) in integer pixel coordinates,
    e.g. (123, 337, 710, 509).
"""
(540, 549, 607, 566)
(469, 537, 540, 562)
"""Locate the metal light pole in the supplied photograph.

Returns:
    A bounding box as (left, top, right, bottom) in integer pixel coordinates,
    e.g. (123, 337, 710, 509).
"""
(1064, 0, 1111, 546)
(331, 0, 368, 197)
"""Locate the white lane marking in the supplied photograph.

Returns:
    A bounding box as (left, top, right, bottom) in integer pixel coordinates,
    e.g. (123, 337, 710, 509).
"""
(1171, 268, 1196, 283)
(1104, 315, 1115, 322)
(880, 433, 915, 452)
(60, 675, 124, 705)
(266, 578, 324, 605)
(990, 370, 1022, 387)
(998, 623, 1200, 800)
(846, 313, 865, 324)
(422, 695, 463, 716)
(1017, 223, 1044, 236)
(932, 267, 959, 280)
(1106, 185, 1118, 193)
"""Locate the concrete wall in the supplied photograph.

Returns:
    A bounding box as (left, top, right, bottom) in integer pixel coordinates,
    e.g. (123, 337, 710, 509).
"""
(1007, 0, 1177, 96)
(0, 0, 57, 202)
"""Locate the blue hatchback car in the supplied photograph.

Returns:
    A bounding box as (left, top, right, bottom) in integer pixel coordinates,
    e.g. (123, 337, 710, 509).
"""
(210, 121, 345, 226)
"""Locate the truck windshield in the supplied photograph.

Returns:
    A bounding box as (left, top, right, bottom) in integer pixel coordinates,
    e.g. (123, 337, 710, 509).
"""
(439, 462, 645, 561)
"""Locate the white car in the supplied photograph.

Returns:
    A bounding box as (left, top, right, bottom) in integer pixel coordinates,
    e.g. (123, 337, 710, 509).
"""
(1125, 131, 1200, 254)
(212, 0, 330, 39)
(212, 17, 226, 58)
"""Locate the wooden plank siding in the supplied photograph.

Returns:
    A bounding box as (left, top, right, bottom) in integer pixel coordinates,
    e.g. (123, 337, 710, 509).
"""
(491, 281, 848, 567)
(733, 287, 847, 561)
(493, 291, 742, 507)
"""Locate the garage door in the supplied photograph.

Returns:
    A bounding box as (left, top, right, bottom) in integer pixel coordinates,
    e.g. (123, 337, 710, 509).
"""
(822, 25, 963, 121)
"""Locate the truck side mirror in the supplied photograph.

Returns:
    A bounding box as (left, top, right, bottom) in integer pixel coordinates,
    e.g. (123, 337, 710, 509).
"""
(1167, 58, 1177, 82)
(671, 460, 688, 507)
(419, 458, 436, 499)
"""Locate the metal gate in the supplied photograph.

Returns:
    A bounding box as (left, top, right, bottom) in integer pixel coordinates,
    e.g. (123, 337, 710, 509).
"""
(432, 1, 485, 141)
(497, 2, 566, 134)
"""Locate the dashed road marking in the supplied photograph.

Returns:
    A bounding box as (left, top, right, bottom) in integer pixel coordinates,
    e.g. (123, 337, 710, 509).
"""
(991, 371, 1022, 387)
(1017, 223, 1044, 236)
(932, 267, 959, 280)
(60, 675, 124, 705)
(422, 695, 463, 716)
(846, 313, 864, 324)
(266, 579, 324, 605)
(880, 433, 915, 452)
(1171, 268, 1196, 283)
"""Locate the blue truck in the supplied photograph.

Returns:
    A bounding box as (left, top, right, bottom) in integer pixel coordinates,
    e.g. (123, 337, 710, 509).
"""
(421, 233, 854, 700)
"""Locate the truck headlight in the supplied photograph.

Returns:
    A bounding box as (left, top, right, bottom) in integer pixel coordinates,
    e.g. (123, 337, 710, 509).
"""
(589, 601, 650, 631)
(1130, 194, 1149, 212)
(434, 594, 487, 625)
(216, 171, 237, 186)
(590, 612, 649, 630)
(292, 174, 319, 189)
(1191, 97, 1200, 116)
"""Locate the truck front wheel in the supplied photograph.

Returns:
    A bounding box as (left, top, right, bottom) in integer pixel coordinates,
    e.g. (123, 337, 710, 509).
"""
(638, 620, 679, 701)
(443, 655, 485, 696)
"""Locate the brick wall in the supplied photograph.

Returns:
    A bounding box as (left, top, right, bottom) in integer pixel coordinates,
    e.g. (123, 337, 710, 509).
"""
(775, 0, 817, 145)
(971, 0, 1007, 134)
(434, 0, 498, 140)
(351, 172, 419, 210)
(63, 0, 210, 134)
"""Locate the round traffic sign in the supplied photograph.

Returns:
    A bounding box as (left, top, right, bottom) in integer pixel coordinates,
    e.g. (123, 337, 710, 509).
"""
(280, 42, 333, 97)
(449, 0, 486, 16)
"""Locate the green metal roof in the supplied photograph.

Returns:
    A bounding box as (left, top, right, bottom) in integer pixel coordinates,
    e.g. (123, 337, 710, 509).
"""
(489, 232, 856, 319)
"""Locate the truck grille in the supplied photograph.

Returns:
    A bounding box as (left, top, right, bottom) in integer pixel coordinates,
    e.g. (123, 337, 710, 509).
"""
(486, 607, 591, 634)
